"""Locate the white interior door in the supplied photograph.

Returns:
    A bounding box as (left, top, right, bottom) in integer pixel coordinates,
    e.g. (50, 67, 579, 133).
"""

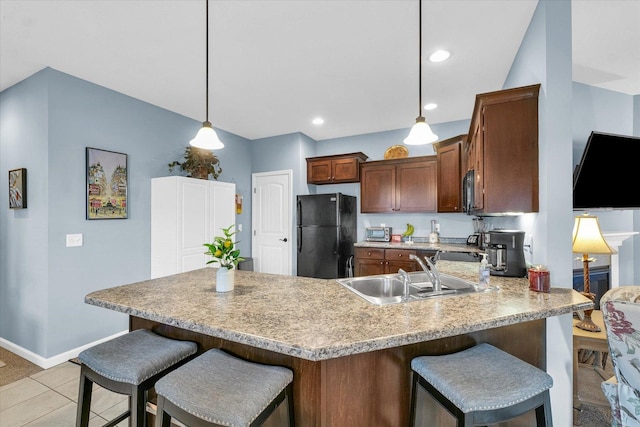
(252, 170, 292, 275)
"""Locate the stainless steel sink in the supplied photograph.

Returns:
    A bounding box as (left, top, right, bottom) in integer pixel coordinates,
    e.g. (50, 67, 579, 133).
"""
(336, 271, 496, 305)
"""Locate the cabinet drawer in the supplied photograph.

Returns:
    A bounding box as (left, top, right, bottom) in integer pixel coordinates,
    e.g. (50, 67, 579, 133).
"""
(385, 249, 416, 260)
(355, 247, 385, 260)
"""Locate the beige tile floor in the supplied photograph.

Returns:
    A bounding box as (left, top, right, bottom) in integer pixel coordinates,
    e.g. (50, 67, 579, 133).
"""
(0, 361, 129, 427)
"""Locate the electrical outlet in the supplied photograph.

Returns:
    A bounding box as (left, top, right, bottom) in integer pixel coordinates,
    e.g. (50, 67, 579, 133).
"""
(66, 234, 83, 247)
(238, 224, 243, 232)
(524, 234, 533, 254)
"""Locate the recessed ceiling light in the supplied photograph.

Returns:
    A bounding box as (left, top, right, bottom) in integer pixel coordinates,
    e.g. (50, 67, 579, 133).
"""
(429, 50, 450, 63)
(424, 103, 438, 111)
(312, 117, 324, 125)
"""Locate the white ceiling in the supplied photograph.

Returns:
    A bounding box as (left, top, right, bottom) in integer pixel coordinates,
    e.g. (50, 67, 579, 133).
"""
(1, 0, 638, 141)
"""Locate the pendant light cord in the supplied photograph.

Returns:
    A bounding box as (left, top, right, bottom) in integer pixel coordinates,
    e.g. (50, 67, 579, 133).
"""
(418, 0, 422, 117)
(205, 0, 209, 122)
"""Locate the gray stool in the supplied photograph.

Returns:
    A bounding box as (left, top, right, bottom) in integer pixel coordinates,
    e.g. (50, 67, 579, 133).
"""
(155, 348, 294, 427)
(409, 343, 553, 427)
(76, 329, 197, 427)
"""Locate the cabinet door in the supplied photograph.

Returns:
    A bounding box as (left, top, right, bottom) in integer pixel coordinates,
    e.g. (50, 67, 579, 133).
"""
(355, 259, 386, 277)
(178, 179, 210, 274)
(396, 159, 437, 212)
(332, 158, 360, 183)
(360, 164, 396, 213)
(386, 260, 418, 274)
(482, 98, 538, 213)
(307, 159, 333, 184)
(208, 181, 236, 267)
(354, 247, 385, 277)
(437, 141, 462, 212)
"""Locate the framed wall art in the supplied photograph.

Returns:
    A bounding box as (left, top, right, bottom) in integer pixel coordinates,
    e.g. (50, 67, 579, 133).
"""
(9, 168, 27, 209)
(86, 147, 128, 220)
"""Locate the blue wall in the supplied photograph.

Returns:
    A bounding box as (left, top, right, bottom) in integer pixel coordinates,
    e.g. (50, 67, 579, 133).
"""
(504, 2, 574, 424)
(572, 82, 634, 165)
(0, 70, 50, 357)
(0, 68, 252, 360)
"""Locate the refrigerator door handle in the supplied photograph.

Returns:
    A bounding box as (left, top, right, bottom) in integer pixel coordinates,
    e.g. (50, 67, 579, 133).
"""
(297, 228, 302, 253)
(296, 199, 302, 226)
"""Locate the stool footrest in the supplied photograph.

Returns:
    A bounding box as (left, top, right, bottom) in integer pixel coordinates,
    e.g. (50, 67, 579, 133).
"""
(102, 410, 130, 427)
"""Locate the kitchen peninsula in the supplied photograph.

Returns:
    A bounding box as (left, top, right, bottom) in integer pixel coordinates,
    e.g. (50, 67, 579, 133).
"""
(85, 261, 592, 426)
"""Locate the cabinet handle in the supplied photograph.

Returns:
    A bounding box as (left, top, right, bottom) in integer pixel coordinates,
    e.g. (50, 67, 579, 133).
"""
(398, 254, 402, 257)
(367, 252, 372, 256)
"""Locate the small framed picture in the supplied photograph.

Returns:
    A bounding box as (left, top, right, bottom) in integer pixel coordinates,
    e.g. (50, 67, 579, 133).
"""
(86, 147, 128, 220)
(9, 168, 27, 209)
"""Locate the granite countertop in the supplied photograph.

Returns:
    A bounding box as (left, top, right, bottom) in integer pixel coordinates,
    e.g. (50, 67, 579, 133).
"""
(354, 240, 482, 253)
(85, 261, 592, 361)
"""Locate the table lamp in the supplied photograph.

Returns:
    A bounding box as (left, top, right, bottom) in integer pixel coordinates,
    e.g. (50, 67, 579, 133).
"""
(572, 214, 616, 332)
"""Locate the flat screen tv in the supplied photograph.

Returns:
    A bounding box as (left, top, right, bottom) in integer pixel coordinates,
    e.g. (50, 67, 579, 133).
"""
(573, 131, 640, 210)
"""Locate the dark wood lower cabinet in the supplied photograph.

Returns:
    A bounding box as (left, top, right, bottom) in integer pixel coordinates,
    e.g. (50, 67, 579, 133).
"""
(354, 247, 419, 276)
(132, 316, 545, 427)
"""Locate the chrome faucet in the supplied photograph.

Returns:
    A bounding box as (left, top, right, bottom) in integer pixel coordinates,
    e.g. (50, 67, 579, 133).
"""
(398, 269, 411, 302)
(409, 254, 442, 292)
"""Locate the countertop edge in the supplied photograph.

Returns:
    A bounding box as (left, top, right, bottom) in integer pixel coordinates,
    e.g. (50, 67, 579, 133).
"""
(85, 294, 591, 362)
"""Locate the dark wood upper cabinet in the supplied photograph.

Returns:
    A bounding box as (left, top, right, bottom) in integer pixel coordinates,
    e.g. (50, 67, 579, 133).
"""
(360, 156, 436, 213)
(306, 152, 368, 184)
(464, 84, 540, 214)
(434, 134, 466, 213)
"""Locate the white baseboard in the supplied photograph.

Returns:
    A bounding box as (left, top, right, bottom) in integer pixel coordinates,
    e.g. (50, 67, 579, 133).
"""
(0, 330, 129, 369)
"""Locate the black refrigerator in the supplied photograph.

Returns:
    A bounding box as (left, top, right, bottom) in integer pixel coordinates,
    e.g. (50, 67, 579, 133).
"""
(297, 193, 357, 279)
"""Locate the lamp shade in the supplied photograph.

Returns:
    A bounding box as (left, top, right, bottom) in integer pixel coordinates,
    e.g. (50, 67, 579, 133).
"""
(189, 121, 224, 150)
(572, 214, 615, 254)
(403, 117, 438, 145)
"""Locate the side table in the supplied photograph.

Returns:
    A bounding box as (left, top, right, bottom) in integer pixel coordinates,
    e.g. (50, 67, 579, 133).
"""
(573, 310, 610, 409)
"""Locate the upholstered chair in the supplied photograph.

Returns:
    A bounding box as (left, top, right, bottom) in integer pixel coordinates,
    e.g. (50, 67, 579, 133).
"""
(600, 286, 640, 427)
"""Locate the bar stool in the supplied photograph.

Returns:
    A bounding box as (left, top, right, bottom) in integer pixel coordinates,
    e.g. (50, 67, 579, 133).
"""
(409, 343, 553, 427)
(76, 329, 198, 427)
(155, 348, 294, 427)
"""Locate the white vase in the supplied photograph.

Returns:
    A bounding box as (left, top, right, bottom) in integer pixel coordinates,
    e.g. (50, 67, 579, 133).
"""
(216, 267, 235, 292)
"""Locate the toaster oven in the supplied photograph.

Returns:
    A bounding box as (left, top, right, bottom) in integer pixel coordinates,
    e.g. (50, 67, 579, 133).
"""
(366, 227, 391, 242)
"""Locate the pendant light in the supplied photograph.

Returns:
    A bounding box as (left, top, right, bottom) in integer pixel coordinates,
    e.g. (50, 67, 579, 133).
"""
(190, 0, 224, 150)
(404, 0, 438, 146)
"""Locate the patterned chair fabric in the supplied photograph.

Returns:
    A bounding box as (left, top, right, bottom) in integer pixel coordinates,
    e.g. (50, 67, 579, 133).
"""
(601, 286, 640, 427)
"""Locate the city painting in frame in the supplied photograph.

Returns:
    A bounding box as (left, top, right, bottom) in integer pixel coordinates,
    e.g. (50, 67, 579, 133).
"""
(86, 147, 128, 220)
(9, 168, 27, 209)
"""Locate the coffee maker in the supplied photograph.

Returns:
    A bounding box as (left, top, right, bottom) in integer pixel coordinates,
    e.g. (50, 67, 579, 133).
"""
(485, 230, 527, 277)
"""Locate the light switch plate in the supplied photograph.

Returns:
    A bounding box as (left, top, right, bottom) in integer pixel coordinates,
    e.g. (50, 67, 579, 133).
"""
(66, 234, 83, 247)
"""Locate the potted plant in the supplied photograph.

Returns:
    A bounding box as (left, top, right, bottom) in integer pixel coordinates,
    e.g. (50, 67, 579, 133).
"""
(169, 146, 222, 180)
(204, 225, 244, 292)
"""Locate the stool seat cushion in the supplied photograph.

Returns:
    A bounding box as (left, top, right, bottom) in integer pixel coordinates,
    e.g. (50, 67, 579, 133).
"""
(78, 329, 197, 385)
(411, 343, 553, 413)
(155, 348, 293, 427)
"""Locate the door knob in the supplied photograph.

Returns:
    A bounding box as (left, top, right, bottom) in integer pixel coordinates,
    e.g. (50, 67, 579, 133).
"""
(279, 238, 288, 242)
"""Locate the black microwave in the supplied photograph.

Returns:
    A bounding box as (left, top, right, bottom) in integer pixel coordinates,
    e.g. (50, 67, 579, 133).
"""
(463, 170, 475, 215)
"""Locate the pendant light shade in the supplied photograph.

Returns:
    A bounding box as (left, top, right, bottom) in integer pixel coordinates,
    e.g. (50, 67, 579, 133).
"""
(189, 0, 224, 150)
(404, 0, 437, 146)
(404, 117, 438, 145)
(190, 121, 223, 149)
